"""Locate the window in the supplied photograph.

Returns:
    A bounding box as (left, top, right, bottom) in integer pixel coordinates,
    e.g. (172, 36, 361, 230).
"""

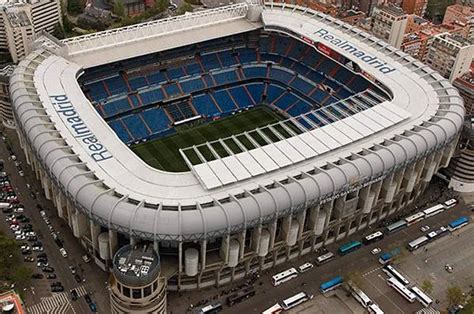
(123, 286, 131, 298)
(132, 288, 141, 299)
(143, 285, 152, 297)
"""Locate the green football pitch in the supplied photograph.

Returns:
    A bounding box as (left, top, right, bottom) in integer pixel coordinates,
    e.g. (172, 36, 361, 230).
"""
(131, 107, 287, 172)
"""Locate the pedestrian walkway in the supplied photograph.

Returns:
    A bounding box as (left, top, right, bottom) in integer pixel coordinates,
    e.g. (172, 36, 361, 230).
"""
(27, 284, 87, 314)
(415, 307, 440, 314)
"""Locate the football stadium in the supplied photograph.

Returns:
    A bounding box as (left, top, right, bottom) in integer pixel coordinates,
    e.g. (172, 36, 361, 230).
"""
(10, 1, 464, 291)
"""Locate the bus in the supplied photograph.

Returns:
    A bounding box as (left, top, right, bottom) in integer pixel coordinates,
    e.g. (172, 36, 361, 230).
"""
(363, 231, 384, 245)
(443, 198, 457, 209)
(298, 262, 314, 273)
(319, 276, 343, 293)
(315, 252, 335, 265)
(386, 277, 416, 303)
(383, 265, 410, 286)
(351, 287, 373, 308)
(281, 292, 313, 310)
(448, 216, 470, 231)
(196, 301, 223, 313)
(271, 268, 298, 286)
(378, 248, 401, 265)
(262, 303, 283, 314)
(227, 287, 255, 307)
(368, 303, 384, 314)
(411, 286, 433, 307)
(405, 212, 425, 226)
(407, 235, 429, 251)
(338, 241, 363, 255)
(386, 220, 407, 234)
(423, 204, 445, 217)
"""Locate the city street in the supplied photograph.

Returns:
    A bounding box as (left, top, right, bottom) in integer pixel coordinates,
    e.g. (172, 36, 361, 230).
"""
(168, 200, 473, 314)
(0, 128, 111, 313)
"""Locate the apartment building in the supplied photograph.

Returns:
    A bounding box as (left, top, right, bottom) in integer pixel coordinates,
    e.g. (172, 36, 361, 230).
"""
(371, 5, 408, 48)
(0, 0, 60, 63)
(443, 4, 474, 40)
(425, 33, 474, 82)
(402, 0, 427, 16)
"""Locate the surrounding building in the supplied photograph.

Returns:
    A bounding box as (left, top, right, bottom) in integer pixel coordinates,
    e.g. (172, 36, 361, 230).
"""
(405, 14, 429, 33)
(453, 70, 474, 115)
(10, 2, 463, 291)
(109, 245, 167, 313)
(0, 0, 61, 63)
(337, 9, 366, 25)
(371, 5, 408, 48)
(0, 64, 15, 127)
(0, 290, 25, 314)
(443, 4, 474, 40)
(425, 32, 474, 82)
(402, 0, 427, 16)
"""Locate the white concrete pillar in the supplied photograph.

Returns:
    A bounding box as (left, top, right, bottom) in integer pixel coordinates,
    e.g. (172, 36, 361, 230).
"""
(109, 229, 118, 259)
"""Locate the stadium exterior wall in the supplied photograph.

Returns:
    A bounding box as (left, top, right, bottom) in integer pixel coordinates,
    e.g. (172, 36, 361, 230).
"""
(9, 2, 464, 290)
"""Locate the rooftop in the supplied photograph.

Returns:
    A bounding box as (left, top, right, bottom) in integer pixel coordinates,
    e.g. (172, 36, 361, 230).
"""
(376, 4, 406, 17)
(5, 7, 31, 27)
(113, 244, 161, 286)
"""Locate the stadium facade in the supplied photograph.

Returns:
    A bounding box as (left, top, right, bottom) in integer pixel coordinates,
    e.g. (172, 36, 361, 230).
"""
(10, 1, 464, 290)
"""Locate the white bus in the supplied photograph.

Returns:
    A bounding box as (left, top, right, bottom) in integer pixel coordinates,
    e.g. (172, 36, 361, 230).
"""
(315, 252, 335, 265)
(386, 277, 416, 303)
(368, 303, 384, 314)
(281, 292, 313, 310)
(383, 265, 410, 286)
(411, 286, 433, 307)
(423, 204, 445, 217)
(405, 212, 425, 226)
(298, 262, 314, 273)
(407, 235, 429, 251)
(363, 231, 384, 245)
(262, 303, 282, 314)
(443, 198, 457, 209)
(271, 268, 298, 286)
(351, 287, 373, 308)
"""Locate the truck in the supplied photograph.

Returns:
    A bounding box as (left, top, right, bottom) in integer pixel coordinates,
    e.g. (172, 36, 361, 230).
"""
(378, 248, 401, 265)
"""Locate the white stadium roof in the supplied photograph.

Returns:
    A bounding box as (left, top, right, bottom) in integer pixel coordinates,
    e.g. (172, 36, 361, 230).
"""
(10, 1, 464, 240)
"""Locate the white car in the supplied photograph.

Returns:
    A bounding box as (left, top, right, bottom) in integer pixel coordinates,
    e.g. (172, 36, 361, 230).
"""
(15, 235, 26, 240)
(14, 208, 24, 213)
(10, 225, 19, 231)
(371, 248, 381, 255)
(18, 170, 24, 177)
(14, 230, 23, 236)
(420, 225, 430, 232)
(59, 248, 68, 258)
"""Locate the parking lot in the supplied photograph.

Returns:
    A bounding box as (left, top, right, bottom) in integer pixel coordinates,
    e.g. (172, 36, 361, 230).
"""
(168, 197, 473, 314)
(0, 129, 110, 313)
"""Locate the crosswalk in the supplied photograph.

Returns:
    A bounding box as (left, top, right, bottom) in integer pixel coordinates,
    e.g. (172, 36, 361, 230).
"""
(415, 307, 440, 314)
(27, 285, 88, 314)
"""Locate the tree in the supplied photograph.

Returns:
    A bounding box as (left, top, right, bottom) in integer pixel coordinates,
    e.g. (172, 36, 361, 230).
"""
(446, 286, 466, 307)
(176, 2, 193, 15)
(0, 233, 19, 277)
(460, 297, 474, 314)
(67, 0, 85, 15)
(421, 280, 433, 295)
(113, 0, 125, 17)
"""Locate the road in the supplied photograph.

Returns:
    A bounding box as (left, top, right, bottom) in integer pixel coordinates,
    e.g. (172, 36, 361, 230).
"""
(168, 200, 473, 314)
(0, 128, 110, 313)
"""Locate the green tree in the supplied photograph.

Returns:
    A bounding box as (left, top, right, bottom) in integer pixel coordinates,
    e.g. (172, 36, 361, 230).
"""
(113, 0, 125, 17)
(421, 280, 433, 294)
(176, 2, 193, 15)
(446, 286, 466, 307)
(67, 0, 85, 15)
(460, 297, 474, 314)
(153, 0, 169, 14)
(0, 233, 19, 277)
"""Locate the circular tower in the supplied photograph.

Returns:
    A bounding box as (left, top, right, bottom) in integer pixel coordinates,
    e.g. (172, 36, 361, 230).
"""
(109, 244, 167, 313)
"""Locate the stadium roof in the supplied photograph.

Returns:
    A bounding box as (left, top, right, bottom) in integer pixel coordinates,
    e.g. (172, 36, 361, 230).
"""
(11, 2, 464, 240)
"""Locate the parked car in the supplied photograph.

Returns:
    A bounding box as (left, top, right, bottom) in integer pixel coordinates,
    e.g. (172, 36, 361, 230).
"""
(32, 273, 44, 279)
(445, 264, 454, 273)
(74, 274, 82, 283)
(32, 246, 44, 252)
(59, 248, 68, 258)
(41, 266, 54, 273)
(21, 249, 31, 255)
(371, 247, 382, 255)
(15, 235, 26, 241)
(24, 257, 35, 262)
(37, 262, 49, 268)
(420, 225, 430, 232)
(69, 265, 76, 275)
(46, 274, 56, 279)
(51, 286, 64, 293)
(84, 294, 92, 304)
(70, 289, 79, 301)
(82, 254, 91, 263)
(89, 303, 97, 312)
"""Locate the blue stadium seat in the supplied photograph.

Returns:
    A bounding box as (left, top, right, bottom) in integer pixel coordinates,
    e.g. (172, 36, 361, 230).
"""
(213, 70, 238, 85)
(141, 108, 171, 134)
(109, 119, 133, 143)
(122, 115, 149, 140)
(128, 76, 148, 90)
(243, 66, 267, 79)
(212, 90, 236, 113)
(218, 50, 237, 67)
(287, 101, 312, 117)
(202, 75, 214, 88)
(306, 70, 325, 84)
(269, 68, 294, 84)
(246, 83, 264, 104)
(180, 78, 205, 94)
(164, 83, 181, 97)
(290, 77, 314, 95)
(338, 89, 352, 99)
(291, 62, 309, 77)
(273, 93, 298, 111)
(192, 94, 221, 116)
(167, 67, 186, 80)
(259, 36, 272, 53)
(295, 117, 313, 130)
(303, 51, 322, 66)
(260, 53, 282, 64)
(305, 113, 324, 127)
(148, 72, 166, 85)
(139, 88, 164, 105)
(227, 86, 253, 109)
(104, 76, 128, 95)
(201, 53, 221, 71)
(129, 94, 140, 107)
(185, 63, 202, 76)
(273, 36, 289, 55)
(323, 95, 339, 105)
(266, 85, 286, 104)
(310, 89, 329, 104)
(103, 98, 131, 117)
(317, 59, 334, 75)
(237, 48, 257, 64)
(86, 82, 108, 102)
(287, 41, 306, 60)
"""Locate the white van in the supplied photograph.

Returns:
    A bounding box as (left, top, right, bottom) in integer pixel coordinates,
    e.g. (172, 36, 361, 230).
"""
(0, 202, 11, 209)
(298, 262, 314, 273)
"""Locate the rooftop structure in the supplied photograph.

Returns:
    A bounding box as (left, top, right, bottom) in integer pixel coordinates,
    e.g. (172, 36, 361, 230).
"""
(371, 5, 409, 48)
